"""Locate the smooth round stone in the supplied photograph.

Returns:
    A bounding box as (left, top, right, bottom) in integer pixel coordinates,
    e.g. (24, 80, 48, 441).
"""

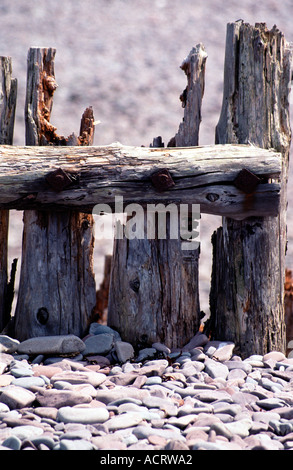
(58, 439, 96, 450)
(88, 323, 121, 341)
(145, 376, 162, 385)
(57, 406, 109, 424)
(10, 367, 34, 378)
(204, 359, 229, 380)
(31, 436, 56, 450)
(135, 348, 157, 362)
(263, 351, 286, 362)
(0, 403, 10, 413)
(105, 412, 144, 431)
(256, 398, 287, 410)
(17, 335, 86, 356)
(115, 341, 134, 363)
(11, 425, 44, 441)
(32, 365, 63, 378)
(0, 375, 13, 387)
(11, 376, 46, 390)
(0, 386, 36, 409)
(1, 435, 22, 450)
(83, 334, 114, 356)
(50, 370, 107, 387)
(35, 388, 93, 408)
(0, 335, 19, 354)
(152, 342, 171, 354)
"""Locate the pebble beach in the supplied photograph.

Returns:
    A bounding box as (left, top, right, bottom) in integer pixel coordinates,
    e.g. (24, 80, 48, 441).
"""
(1, 327, 293, 451)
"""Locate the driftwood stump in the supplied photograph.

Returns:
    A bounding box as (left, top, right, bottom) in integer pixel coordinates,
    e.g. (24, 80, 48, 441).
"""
(0, 57, 17, 331)
(14, 48, 96, 341)
(107, 44, 206, 349)
(207, 22, 291, 357)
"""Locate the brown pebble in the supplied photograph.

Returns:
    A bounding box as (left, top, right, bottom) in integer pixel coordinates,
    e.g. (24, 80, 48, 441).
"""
(148, 434, 167, 447)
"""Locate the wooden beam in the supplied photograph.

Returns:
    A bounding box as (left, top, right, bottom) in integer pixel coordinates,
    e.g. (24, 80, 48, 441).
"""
(0, 143, 281, 219)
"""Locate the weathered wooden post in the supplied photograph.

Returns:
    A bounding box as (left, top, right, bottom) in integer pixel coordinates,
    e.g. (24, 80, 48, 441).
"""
(13, 48, 96, 341)
(107, 44, 206, 349)
(207, 22, 291, 356)
(0, 57, 17, 331)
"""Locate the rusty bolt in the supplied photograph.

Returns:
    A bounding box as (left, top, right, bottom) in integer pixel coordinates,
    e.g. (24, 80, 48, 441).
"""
(46, 168, 72, 192)
(233, 168, 261, 194)
(151, 168, 175, 192)
(206, 193, 219, 202)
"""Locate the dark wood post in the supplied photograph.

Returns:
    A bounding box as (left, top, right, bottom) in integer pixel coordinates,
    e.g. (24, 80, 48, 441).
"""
(14, 48, 96, 341)
(107, 44, 206, 349)
(0, 57, 17, 331)
(207, 22, 291, 356)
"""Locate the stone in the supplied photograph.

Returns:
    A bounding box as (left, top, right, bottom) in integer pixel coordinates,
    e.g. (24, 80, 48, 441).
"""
(32, 365, 63, 378)
(50, 370, 107, 387)
(1, 435, 22, 450)
(135, 348, 157, 362)
(221, 418, 252, 438)
(0, 403, 10, 413)
(0, 375, 13, 387)
(263, 351, 286, 362)
(57, 406, 109, 424)
(0, 335, 19, 354)
(17, 335, 85, 356)
(152, 342, 171, 354)
(31, 436, 56, 450)
(10, 425, 44, 441)
(223, 360, 252, 373)
(105, 412, 144, 431)
(33, 407, 58, 420)
(0, 386, 36, 409)
(83, 334, 114, 356)
(88, 323, 121, 341)
(168, 414, 199, 429)
(11, 376, 46, 390)
(192, 389, 233, 403)
(58, 439, 96, 450)
(35, 388, 92, 408)
(182, 333, 209, 351)
(256, 398, 288, 410)
(211, 342, 235, 361)
(115, 341, 135, 363)
(133, 425, 186, 442)
(86, 355, 111, 368)
(204, 358, 229, 380)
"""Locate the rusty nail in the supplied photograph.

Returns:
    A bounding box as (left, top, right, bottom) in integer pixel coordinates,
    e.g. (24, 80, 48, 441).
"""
(46, 168, 72, 192)
(151, 168, 175, 192)
(233, 168, 261, 194)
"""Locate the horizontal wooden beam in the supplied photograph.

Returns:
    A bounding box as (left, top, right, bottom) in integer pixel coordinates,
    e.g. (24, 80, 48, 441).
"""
(0, 143, 281, 219)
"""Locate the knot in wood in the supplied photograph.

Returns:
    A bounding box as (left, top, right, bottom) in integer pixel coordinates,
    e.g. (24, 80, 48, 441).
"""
(130, 278, 140, 293)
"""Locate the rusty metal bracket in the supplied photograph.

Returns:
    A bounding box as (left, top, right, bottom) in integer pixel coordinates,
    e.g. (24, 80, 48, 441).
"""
(151, 168, 175, 192)
(46, 168, 73, 192)
(233, 168, 261, 194)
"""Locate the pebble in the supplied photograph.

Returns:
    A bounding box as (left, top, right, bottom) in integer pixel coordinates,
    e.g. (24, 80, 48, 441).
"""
(57, 406, 109, 424)
(16, 335, 85, 356)
(83, 334, 114, 356)
(1, 326, 293, 451)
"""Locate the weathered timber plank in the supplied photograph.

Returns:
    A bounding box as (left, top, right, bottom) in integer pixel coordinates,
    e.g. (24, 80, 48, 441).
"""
(207, 22, 291, 356)
(13, 47, 96, 342)
(108, 45, 205, 349)
(0, 56, 17, 332)
(0, 143, 281, 219)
